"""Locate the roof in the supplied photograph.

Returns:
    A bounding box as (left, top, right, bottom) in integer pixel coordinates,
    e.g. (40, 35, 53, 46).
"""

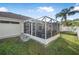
(0, 12, 33, 20)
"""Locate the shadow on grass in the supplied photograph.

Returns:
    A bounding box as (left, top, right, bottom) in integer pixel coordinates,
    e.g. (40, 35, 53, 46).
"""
(47, 37, 79, 55)
(60, 31, 77, 36)
(63, 37, 79, 54)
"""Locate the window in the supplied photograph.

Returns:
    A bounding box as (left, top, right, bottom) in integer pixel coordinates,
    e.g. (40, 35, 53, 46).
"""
(0, 20, 19, 24)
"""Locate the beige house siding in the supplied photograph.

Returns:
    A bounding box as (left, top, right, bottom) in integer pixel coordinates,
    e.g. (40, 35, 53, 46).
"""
(0, 17, 24, 39)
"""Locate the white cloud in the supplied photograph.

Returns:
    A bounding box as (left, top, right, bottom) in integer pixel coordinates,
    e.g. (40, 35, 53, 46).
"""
(37, 6, 54, 12)
(74, 6, 79, 11)
(0, 7, 8, 12)
(73, 3, 79, 11)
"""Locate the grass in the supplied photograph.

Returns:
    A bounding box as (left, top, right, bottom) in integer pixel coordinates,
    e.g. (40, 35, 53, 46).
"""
(0, 32, 79, 55)
(0, 37, 46, 55)
(47, 33, 79, 55)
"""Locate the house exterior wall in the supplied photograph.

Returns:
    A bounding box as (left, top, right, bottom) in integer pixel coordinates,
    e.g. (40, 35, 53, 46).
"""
(60, 26, 79, 33)
(0, 17, 24, 39)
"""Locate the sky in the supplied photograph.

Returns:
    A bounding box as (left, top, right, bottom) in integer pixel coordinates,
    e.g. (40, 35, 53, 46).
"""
(0, 3, 79, 20)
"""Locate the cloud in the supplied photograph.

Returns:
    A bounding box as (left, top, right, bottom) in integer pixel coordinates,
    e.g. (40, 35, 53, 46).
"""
(24, 6, 54, 18)
(74, 6, 79, 11)
(37, 6, 54, 12)
(73, 3, 79, 11)
(0, 7, 8, 12)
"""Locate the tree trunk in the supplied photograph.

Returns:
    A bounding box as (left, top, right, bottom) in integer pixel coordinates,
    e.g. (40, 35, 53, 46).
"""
(64, 15, 67, 26)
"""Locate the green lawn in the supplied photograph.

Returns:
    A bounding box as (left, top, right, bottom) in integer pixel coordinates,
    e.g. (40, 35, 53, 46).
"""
(0, 33, 79, 55)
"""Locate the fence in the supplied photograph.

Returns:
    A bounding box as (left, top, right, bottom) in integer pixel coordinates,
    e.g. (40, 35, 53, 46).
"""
(21, 33, 60, 45)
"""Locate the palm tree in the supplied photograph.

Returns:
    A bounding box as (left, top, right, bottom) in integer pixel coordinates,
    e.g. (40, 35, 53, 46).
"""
(56, 12, 64, 24)
(56, 6, 75, 26)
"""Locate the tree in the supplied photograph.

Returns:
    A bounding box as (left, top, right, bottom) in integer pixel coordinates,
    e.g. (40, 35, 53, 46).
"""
(56, 6, 75, 26)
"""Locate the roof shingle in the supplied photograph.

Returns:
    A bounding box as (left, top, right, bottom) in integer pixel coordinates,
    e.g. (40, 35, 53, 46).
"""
(0, 12, 33, 20)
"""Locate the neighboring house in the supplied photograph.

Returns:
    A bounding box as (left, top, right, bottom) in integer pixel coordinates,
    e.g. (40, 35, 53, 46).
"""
(60, 25, 79, 33)
(0, 12, 32, 39)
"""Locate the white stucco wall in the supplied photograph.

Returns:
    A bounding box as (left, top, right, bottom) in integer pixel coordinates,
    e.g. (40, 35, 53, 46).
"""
(23, 33, 60, 45)
(46, 34, 60, 45)
(0, 17, 24, 39)
(24, 34, 46, 44)
(60, 26, 78, 33)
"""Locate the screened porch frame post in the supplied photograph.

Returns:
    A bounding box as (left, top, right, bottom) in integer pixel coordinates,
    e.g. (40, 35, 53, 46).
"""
(35, 21, 37, 36)
(29, 21, 30, 34)
(31, 21, 33, 35)
(45, 17, 47, 39)
(51, 20, 53, 37)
